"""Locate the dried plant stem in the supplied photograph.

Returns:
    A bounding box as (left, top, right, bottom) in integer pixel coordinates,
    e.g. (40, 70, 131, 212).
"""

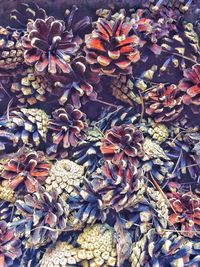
(93, 98, 118, 108)
(162, 49, 198, 64)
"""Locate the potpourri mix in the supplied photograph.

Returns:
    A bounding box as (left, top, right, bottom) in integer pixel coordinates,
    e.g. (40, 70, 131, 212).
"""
(0, 0, 199, 266)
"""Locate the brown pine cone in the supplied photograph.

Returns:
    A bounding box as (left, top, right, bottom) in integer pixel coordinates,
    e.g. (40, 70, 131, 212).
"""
(85, 15, 140, 76)
(0, 27, 24, 70)
(11, 67, 53, 106)
(178, 64, 200, 114)
(144, 84, 184, 123)
(22, 17, 79, 74)
(100, 124, 144, 167)
(0, 108, 49, 147)
(47, 105, 87, 158)
(1, 149, 51, 193)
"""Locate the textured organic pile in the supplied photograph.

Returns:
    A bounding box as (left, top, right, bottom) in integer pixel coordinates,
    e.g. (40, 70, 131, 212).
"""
(0, 1, 199, 266)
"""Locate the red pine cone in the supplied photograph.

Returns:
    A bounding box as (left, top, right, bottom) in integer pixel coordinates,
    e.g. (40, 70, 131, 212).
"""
(1, 150, 51, 193)
(144, 84, 184, 122)
(178, 64, 200, 114)
(85, 15, 140, 76)
(100, 124, 144, 167)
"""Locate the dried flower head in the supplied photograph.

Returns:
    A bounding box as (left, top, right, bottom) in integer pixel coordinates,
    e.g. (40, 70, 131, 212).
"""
(1, 150, 51, 193)
(85, 15, 140, 76)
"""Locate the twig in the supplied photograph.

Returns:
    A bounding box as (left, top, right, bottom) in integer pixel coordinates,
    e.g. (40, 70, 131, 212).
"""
(162, 49, 198, 64)
(93, 98, 118, 108)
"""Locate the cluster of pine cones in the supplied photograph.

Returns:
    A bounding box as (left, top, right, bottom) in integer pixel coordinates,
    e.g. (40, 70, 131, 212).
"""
(0, 0, 199, 266)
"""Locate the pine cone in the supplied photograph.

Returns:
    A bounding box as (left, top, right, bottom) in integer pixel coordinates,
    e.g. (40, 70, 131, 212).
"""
(111, 75, 145, 106)
(47, 105, 87, 158)
(53, 55, 99, 107)
(178, 64, 200, 114)
(16, 187, 70, 246)
(10, 2, 47, 29)
(146, 121, 169, 143)
(11, 67, 53, 106)
(40, 224, 117, 267)
(0, 220, 22, 267)
(130, 229, 199, 267)
(166, 189, 200, 238)
(100, 124, 144, 167)
(85, 15, 140, 76)
(22, 17, 79, 74)
(45, 159, 84, 201)
(73, 127, 102, 175)
(1, 149, 51, 193)
(0, 108, 49, 147)
(0, 27, 24, 70)
(88, 162, 144, 212)
(144, 84, 184, 123)
(0, 180, 15, 203)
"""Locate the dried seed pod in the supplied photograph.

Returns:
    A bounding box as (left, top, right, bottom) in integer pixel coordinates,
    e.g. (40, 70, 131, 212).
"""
(147, 122, 169, 143)
(0, 108, 49, 148)
(15, 187, 70, 247)
(85, 15, 140, 76)
(11, 67, 53, 106)
(178, 64, 200, 114)
(0, 27, 24, 70)
(45, 159, 84, 201)
(144, 84, 184, 123)
(1, 149, 51, 193)
(47, 105, 87, 158)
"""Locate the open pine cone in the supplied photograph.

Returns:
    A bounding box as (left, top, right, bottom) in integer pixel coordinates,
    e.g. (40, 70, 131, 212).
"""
(47, 105, 87, 158)
(178, 64, 200, 114)
(85, 15, 140, 76)
(144, 83, 184, 123)
(100, 124, 144, 168)
(1, 149, 51, 193)
(22, 16, 79, 74)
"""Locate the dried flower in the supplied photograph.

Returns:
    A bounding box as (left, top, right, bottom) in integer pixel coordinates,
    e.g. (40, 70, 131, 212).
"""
(1, 149, 51, 193)
(85, 15, 140, 76)
(178, 64, 200, 114)
(47, 105, 87, 158)
(0, 220, 22, 267)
